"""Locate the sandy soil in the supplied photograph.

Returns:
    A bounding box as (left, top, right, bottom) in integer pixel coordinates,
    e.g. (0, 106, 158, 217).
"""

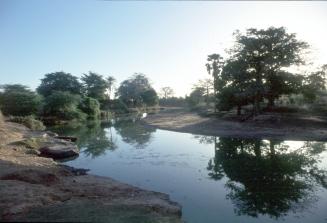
(143, 107, 327, 141)
(0, 121, 182, 222)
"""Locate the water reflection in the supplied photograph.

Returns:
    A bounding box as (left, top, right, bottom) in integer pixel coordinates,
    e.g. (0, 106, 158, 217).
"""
(113, 117, 156, 149)
(205, 137, 327, 219)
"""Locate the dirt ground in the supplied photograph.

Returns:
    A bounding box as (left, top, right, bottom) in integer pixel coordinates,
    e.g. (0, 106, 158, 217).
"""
(0, 121, 182, 222)
(143, 107, 327, 141)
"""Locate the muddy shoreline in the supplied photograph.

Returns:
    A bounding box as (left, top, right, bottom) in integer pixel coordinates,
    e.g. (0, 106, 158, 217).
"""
(143, 107, 327, 141)
(0, 121, 182, 222)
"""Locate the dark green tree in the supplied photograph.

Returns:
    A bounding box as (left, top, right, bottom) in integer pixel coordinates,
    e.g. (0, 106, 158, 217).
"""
(43, 91, 85, 121)
(116, 73, 158, 107)
(37, 72, 82, 97)
(81, 72, 109, 101)
(0, 84, 42, 116)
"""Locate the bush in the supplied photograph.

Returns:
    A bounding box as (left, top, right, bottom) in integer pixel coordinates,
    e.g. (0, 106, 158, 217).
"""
(79, 97, 100, 119)
(10, 116, 46, 130)
(0, 86, 42, 116)
(43, 91, 86, 121)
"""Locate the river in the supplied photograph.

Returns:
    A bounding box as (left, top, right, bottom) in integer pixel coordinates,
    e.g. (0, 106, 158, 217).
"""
(50, 116, 327, 223)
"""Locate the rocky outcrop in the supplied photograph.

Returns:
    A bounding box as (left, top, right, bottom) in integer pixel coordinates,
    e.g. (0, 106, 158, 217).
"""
(0, 121, 183, 222)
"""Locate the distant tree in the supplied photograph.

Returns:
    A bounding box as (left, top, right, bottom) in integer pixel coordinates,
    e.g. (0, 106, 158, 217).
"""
(116, 73, 158, 107)
(0, 84, 42, 116)
(43, 91, 85, 121)
(187, 87, 206, 107)
(37, 72, 82, 97)
(141, 89, 158, 106)
(302, 64, 327, 102)
(81, 72, 109, 101)
(194, 79, 214, 106)
(160, 87, 174, 99)
(78, 97, 101, 119)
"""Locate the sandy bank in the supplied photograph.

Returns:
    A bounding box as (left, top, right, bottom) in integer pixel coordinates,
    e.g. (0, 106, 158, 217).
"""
(0, 121, 182, 222)
(143, 107, 327, 141)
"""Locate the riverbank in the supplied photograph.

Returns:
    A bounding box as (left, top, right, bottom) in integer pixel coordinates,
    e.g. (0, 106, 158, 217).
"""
(143, 107, 327, 141)
(0, 121, 182, 222)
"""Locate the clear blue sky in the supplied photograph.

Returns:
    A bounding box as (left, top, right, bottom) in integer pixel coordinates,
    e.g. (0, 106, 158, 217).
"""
(1, 1, 327, 96)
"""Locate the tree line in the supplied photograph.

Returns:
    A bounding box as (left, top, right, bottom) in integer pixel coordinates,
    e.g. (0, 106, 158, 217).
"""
(0, 72, 160, 123)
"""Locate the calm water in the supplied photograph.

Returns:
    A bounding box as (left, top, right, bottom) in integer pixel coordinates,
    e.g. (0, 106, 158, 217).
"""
(50, 117, 327, 223)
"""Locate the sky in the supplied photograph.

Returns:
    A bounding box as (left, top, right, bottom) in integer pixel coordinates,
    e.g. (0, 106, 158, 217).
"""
(1, 1, 327, 97)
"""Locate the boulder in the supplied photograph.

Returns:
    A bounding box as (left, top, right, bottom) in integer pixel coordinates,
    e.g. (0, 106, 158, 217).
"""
(39, 145, 79, 159)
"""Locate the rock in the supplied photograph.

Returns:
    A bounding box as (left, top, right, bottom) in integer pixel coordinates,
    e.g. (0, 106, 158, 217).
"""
(55, 136, 78, 142)
(39, 145, 79, 159)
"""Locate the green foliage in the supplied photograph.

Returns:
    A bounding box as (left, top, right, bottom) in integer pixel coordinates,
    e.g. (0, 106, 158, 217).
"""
(212, 27, 310, 115)
(0, 84, 42, 116)
(37, 72, 82, 97)
(43, 91, 86, 121)
(117, 73, 158, 107)
(140, 89, 158, 106)
(78, 97, 100, 119)
(187, 87, 206, 107)
(9, 116, 46, 130)
(81, 72, 109, 101)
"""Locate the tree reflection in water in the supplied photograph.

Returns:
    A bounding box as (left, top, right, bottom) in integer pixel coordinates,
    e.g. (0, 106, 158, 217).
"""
(113, 117, 156, 149)
(200, 136, 327, 219)
(50, 121, 117, 158)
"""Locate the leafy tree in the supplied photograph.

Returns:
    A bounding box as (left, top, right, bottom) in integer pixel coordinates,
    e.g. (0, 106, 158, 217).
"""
(186, 87, 206, 107)
(78, 97, 100, 119)
(37, 72, 82, 97)
(160, 87, 174, 99)
(213, 27, 309, 115)
(116, 73, 158, 107)
(81, 72, 109, 101)
(43, 91, 86, 121)
(140, 89, 158, 106)
(302, 64, 327, 102)
(0, 84, 42, 116)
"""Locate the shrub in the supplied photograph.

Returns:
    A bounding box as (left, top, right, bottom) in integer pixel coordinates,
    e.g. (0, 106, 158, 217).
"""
(10, 116, 46, 130)
(79, 97, 100, 119)
(43, 91, 86, 121)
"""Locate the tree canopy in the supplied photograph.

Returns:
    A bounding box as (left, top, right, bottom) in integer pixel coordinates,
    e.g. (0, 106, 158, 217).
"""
(37, 72, 82, 97)
(116, 73, 158, 107)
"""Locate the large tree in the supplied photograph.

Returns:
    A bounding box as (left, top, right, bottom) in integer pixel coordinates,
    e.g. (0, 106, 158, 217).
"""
(81, 72, 109, 101)
(116, 73, 158, 107)
(214, 27, 309, 115)
(37, 72, 82, 97)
